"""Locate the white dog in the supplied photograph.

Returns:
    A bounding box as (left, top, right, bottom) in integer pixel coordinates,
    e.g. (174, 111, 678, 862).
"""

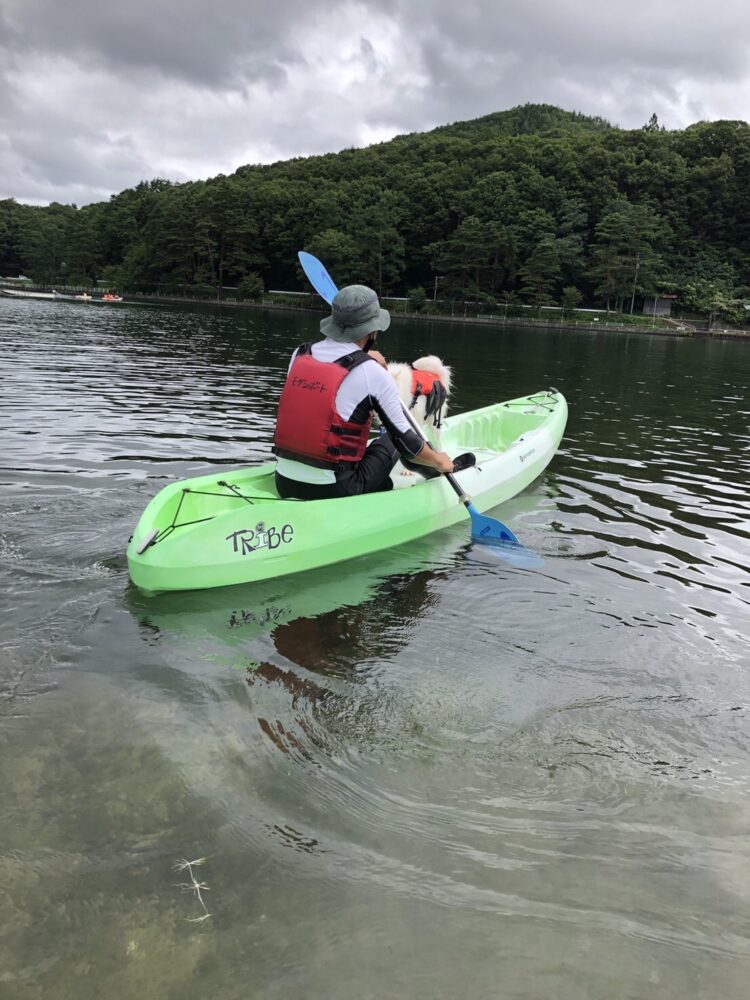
(387, 355, 452, 447)
(385, 356, 452, 481)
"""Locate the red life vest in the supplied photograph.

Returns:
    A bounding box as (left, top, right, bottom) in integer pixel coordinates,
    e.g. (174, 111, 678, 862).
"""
(274, 343, 374, 468)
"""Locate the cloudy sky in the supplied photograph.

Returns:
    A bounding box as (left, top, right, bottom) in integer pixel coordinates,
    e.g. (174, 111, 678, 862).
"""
(2, 0, 750, 206)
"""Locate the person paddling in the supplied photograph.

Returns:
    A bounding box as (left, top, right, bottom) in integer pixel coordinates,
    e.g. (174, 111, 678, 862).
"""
(273, 284, 458, 500)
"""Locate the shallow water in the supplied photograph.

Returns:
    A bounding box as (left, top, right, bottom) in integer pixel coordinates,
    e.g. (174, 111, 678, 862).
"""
(1, 297, 749, 999)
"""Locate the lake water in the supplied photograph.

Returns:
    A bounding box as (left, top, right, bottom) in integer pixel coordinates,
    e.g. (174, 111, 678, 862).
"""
(1, 297, 749, 999)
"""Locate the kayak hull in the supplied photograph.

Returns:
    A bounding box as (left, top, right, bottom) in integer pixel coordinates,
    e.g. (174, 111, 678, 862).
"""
(127, 391, 567, 592)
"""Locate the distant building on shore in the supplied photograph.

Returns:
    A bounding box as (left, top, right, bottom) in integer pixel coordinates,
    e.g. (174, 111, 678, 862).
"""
(643, 294, 678, 317)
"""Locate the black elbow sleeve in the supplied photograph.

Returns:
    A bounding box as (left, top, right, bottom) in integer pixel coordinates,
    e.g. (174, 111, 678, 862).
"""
(376, 407, 427, 458)
(391, 426, 426, 458)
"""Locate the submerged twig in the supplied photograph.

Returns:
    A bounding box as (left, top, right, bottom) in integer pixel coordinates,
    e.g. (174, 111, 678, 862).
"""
(172, 857, 211, 921)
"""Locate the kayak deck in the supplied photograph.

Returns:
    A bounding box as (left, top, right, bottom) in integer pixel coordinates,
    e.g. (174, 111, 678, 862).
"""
(127, 391, 567, 592)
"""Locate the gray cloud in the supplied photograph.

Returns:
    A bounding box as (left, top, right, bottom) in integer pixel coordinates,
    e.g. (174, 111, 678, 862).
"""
(1, 0, 749, 205)
(1, 0, 319, 87)
(406, 0, 750, 128)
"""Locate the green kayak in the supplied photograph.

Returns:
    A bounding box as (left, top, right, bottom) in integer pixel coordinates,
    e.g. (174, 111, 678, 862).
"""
(127, 389, 567, 592)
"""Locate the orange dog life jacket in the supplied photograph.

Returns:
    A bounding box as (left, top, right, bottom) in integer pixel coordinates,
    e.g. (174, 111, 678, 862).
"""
(410, 368, 447, 427)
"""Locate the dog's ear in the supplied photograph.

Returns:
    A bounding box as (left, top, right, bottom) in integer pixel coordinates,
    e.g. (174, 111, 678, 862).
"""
(424, 381, 448, 424)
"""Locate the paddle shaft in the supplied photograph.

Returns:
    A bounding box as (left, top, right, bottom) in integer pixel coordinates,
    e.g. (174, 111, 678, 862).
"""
(397, 396, 471, 506)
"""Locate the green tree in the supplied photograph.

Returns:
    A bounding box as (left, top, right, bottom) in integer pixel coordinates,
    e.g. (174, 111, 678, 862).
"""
(200, 179, 265, 288)
(16, 203, 73, 282)
(408, 286, 427, 312)
(556, 197, 587, 285)
(66, 210, 100, 283)
(96, 200, 138, 268)
(304, 229, 364, 289)
(561, 285, 582, 316)
(351, 187, 406, 295)
(429, 216, 511, 297)
(0, 200, 25, 275)
(642, 113, 665, 132)
(588, 199, 670, 312)
(518, 236, 561, 312)
(238, 272, 264, 300)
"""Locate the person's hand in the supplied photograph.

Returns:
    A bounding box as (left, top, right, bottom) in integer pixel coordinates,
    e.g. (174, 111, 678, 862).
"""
(367, 349, 388, 369)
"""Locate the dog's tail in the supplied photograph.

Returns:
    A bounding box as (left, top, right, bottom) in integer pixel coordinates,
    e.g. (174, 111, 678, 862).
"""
(412, 355, 452, 393)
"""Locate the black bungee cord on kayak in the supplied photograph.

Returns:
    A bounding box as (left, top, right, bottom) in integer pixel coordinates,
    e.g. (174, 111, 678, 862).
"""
(501, 388, 560, 412)
(135, 481, 302, 554)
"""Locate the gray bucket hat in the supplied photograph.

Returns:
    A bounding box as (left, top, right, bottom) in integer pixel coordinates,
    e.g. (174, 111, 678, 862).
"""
(320, 284, 391, 343)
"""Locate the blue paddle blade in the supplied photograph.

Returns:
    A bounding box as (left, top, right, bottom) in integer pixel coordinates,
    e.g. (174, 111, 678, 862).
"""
(467, 503, 544, 569)
(467, 503, 518, 544)
(298, 251, 338, 304)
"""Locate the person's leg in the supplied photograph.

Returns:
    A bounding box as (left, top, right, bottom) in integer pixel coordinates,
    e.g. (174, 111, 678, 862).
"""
(336, 434, 400, 496)
(276, 446, 477, 501)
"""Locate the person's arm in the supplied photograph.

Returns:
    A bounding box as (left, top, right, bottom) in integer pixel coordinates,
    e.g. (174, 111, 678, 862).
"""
(409, 441, 455, 474)
(365, 357, 454, 474)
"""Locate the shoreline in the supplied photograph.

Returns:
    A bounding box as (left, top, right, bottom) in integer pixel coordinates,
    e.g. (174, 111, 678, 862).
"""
(3, 285, 748, 341)
(119, 292, 750, 341)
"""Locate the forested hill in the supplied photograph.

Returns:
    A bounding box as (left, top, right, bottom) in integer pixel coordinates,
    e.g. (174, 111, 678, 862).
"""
(1, 103, 749, 319)
(428, 104, 614, 138)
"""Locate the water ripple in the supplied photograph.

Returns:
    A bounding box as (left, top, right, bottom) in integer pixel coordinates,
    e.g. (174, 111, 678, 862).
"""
(2, 299, 750, 997)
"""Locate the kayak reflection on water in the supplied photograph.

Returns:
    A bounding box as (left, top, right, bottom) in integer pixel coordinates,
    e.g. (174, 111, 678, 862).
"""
(246, 568, 440, 755)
